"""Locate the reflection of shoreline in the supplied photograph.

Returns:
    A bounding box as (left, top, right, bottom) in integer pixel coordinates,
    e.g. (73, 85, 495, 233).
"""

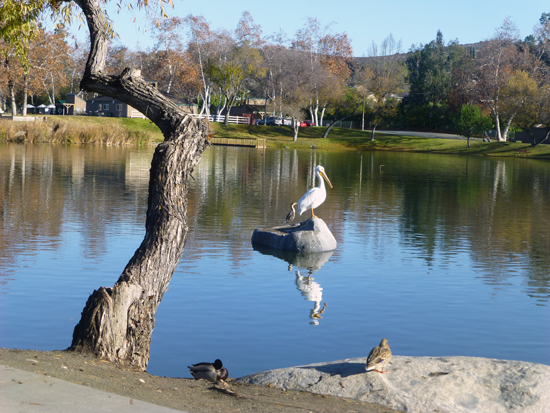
(295, 271, 328, 325)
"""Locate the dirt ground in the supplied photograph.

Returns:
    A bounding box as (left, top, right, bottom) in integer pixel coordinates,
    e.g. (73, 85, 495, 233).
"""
(0, 348, 400, 413)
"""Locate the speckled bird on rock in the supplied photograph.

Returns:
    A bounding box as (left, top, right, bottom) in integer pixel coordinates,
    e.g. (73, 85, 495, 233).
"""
(286, 202, 297, 223)
(366, 338, 392, 373)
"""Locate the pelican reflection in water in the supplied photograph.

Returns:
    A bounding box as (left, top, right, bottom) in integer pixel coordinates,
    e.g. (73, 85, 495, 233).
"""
(286, 165, 333, 221)
(295, 270, 328, 325)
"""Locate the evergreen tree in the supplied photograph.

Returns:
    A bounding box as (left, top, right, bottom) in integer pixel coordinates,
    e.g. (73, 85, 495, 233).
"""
(402, 31, 464, 130)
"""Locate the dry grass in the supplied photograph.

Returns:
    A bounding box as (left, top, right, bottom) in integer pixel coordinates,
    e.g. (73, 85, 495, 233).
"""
(0, 116, 153, 146)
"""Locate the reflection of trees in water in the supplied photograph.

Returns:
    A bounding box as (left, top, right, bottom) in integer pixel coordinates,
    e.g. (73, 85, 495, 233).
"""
(191, 148, 550, 303)
(1, 145, 65, 266)
(0, 144, 152, 268)
(525, 263, 550, 305)
(2, 145, 549, 303)
(392, 155, 550, 303)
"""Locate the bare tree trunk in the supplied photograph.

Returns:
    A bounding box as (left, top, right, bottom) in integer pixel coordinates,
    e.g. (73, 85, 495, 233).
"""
(22, 74, 28, 116)
(216, 89, 226, 116)
(501, 113, 515, 141)
(3, 57, 17, 116)
(361, 95, 365, 131)
(491, 108, 504, 141)
(223, 95, 236, 126)
(319, 105, 326, 126)
(68, 0, 210, 370)
(8, 79, 16, 116)
(292, 117, 299, 141)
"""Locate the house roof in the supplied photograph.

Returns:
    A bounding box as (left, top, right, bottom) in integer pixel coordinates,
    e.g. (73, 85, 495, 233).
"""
(230, 103, 264, 112)
(87, 96, 119, 103)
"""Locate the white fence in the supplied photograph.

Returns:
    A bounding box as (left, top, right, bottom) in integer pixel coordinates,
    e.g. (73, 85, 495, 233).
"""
(192, 114, 251, 125)
(128, 111, 251, 124)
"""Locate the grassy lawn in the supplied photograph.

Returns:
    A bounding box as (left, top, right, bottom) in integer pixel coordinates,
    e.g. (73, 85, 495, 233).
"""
(210, 123, 550, 159)
(2, 115, 549, 159)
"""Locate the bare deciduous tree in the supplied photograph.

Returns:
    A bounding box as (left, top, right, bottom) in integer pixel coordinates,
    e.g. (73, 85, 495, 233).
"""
(357, 34, 406, 140)
(291, 17, 353, 126)
(474, 18, 524, 141)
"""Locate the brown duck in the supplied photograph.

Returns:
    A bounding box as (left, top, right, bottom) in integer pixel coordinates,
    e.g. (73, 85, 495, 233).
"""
(366, 338, 392, 373)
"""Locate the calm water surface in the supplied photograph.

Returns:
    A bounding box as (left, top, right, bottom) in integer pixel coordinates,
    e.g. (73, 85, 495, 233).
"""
(1, 142, 549, 378)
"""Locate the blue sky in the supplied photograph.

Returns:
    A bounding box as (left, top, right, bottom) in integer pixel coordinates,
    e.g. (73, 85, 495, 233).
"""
(62, 0, 548, 56)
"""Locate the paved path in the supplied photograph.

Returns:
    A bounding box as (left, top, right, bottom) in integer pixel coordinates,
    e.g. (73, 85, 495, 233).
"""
(0, 365, 183, 413)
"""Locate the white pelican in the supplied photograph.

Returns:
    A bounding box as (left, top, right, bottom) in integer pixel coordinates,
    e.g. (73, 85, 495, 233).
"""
(296, 165, 333, 219)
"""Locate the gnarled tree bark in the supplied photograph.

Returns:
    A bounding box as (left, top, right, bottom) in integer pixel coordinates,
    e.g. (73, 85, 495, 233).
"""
(67, 0, 210, 369)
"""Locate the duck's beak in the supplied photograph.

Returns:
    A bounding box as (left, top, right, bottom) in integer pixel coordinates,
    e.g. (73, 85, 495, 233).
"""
(320, 171, 333, 188)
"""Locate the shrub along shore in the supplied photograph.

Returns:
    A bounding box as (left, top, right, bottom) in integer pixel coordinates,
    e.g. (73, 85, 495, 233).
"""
(1, 115, 549, 159)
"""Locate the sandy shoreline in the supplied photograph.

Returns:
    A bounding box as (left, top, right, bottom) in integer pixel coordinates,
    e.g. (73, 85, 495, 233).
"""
(0, 348, 399, 413)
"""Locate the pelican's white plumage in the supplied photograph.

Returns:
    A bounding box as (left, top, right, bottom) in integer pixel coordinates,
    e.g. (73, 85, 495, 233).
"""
(297, 165, 333, 218)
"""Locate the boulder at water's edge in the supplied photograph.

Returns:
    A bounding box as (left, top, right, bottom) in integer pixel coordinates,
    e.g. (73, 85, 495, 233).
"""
(237, 356, 550, 413)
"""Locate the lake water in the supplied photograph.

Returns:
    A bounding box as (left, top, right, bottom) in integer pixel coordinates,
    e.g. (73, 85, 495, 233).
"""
(1, 142, 549, 379)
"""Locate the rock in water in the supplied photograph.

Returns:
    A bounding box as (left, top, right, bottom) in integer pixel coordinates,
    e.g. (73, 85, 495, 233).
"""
(251, 217, 337, 253)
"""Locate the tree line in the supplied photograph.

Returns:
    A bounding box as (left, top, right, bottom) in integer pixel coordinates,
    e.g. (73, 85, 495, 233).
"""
(2, 11, 550, 144)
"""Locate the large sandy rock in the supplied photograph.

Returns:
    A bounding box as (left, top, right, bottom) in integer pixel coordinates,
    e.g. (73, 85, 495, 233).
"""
(251, 217, 336, 253)
(237, 356, 550, 413)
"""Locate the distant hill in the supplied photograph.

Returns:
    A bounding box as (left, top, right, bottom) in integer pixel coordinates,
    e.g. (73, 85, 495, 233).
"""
(354, 41, 486, 65)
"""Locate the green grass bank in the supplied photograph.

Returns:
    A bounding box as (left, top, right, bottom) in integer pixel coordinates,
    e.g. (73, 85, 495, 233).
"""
(1, 115, 549, 159)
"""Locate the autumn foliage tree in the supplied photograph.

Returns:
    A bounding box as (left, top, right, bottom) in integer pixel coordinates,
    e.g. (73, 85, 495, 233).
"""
(291, 17, 353, 126)
(209, 39, 264, 125)
(184, 14, 218, 115)
(259, 34, 291, 118)
(27, 27, 71, 106)
(207, 13, 265, 125)
(0, 39, 24, 115)
(149, 17, 200, 98)
(0, 0, 42, 115)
